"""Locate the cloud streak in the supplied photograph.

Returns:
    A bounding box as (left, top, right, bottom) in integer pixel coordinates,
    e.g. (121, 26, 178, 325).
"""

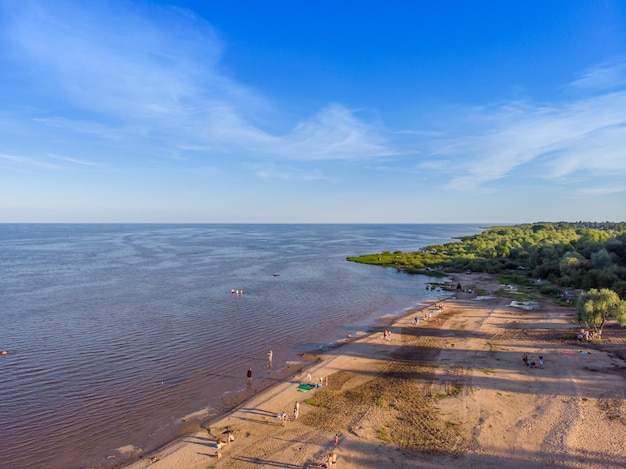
(48, 154, 101, 166)
(424, 76, 626, 192)
(569, 59, 626, 91)
(251, 163, 338, 182)
(0, 152, 63, 170)
(1, 0, 393, 165)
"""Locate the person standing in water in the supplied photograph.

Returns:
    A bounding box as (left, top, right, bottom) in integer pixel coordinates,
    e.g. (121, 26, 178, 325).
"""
(247, 368, 253, 383)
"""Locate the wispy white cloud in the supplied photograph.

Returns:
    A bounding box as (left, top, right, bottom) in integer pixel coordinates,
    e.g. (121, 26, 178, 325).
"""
(0, 152, 63, 170)
(1, 0, 393, 166)
(3, 1, 225, 116)
(426, 83, 626, 190)
(261, 104, 395, 161)
(569, 60, 626, 91)
(48, 154, 101, 166)
(250, 163, 338, 182)
(415, 158, 452, 171)
(33, 118, 121, 140)
(579, 185, 626, 196)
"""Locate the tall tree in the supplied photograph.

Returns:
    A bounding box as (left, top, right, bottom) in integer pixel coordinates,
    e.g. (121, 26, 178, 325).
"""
(576, 288, 626, 336)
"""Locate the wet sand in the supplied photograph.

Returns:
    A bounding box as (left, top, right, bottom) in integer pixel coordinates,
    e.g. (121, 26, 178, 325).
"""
(124, 273, 626, 469)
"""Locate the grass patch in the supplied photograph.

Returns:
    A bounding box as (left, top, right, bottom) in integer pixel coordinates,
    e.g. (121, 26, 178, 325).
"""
(431, 383, 464, 400)
(305, 390, 338, 408)
(374, 396, 393, 408)
(377, 425, 393, 443)
(300, 364, 468, 454)
(445, 383, 464, 397)
(598, 399, 626, 425)
(495, 287, 532, 302)
(445, 421, 463, 435)
(407, 268, 448, 277)
(498, 273, 532, 287)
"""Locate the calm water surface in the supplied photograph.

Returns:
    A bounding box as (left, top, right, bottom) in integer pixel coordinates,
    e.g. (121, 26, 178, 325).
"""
(0, 224, 483, 468)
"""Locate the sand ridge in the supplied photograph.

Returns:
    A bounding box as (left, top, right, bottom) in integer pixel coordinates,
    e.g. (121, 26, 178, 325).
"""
(125, 273, 626, 468)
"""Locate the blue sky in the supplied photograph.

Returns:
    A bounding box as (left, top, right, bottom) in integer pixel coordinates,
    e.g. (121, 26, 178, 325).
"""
(1, 0, 625, 223)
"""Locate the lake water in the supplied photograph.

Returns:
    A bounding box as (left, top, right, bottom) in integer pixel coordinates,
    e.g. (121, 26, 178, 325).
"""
(0, 224, 482, 468)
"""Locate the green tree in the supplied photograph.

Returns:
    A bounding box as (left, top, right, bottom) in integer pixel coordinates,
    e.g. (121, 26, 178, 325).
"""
(348, 222, 626, 288)
(576, 288, 626, 336)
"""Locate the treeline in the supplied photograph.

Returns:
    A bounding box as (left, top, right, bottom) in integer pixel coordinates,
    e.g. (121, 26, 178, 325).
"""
(347, 222, 626, 299)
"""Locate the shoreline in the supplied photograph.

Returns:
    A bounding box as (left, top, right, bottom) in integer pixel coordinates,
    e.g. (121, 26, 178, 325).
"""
(122, 272, 626, 469)
(110, 298, 445, 468)
(122, 297, 445, 468)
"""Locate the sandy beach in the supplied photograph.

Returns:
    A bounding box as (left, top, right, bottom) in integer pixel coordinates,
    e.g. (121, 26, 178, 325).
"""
(125, 273, 626, 469)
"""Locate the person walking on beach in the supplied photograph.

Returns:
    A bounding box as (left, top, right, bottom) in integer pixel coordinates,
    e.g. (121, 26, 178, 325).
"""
(281, 412, 288, 427)
(247, 368, 253, 383)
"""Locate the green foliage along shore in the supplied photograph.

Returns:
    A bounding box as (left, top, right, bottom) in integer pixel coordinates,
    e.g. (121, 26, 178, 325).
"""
(347, 222, 626, 300)
(577, 288, 626, 335)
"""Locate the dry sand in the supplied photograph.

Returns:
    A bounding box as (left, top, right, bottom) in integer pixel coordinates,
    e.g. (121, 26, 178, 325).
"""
(125, 273, 626, 469)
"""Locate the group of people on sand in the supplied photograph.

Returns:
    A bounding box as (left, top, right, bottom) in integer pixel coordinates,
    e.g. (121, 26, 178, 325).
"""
(415, 312, 433, 324)
(276, 400, 301, 427)
(414, 303, 443, 325)
(232, 350, 343, 467)
(578, 328, 601, 341)
(522, 353, 544, 368)
(273, 401, 338, 467)
(211, 431, 235, 460)
(315, 435, 339, 467)
(381, 330, 392, 341)
(317, 451, 337, 468)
